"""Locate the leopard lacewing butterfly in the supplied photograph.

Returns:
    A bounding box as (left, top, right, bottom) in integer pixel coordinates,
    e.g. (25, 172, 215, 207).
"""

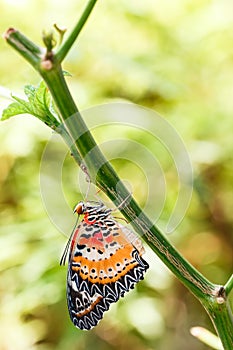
(60, 201, 149, 330)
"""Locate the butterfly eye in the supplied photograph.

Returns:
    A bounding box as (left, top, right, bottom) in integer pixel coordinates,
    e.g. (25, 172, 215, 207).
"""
(73, 201, 85, 215)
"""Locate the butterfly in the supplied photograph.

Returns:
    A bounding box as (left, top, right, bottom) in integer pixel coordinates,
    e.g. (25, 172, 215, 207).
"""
(60, 200, 149, 330)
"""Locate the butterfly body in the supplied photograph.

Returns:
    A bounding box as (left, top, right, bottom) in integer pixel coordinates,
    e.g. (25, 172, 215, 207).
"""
(62, 201, 149, 330)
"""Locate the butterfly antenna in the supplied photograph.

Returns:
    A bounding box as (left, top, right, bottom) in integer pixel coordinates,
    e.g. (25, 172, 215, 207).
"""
(60, 216, 79, 266)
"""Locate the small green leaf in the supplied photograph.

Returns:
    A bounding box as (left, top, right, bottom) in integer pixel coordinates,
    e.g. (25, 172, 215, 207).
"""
(1, 80, 60, 128)
(42, 30, 57, 52)
(63, 70, 72, 77)
(24, 84, 36, 101)
(2, 101, 29, 120)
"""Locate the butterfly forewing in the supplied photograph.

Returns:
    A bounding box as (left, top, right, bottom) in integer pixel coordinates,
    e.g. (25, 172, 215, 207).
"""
(64, 201, 149, 330)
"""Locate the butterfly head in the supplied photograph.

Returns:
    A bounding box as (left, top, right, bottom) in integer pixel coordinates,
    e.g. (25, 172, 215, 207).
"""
(73, 201, 86, 215)
(73, 201, 107, 216)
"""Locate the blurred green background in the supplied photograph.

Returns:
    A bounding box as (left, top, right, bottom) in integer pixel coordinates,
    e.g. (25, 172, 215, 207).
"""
(0, 0, 232, 349)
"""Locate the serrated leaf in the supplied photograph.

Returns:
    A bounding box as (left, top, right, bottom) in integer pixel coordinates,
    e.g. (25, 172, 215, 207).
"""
(11, 95, 33, 113)
(1, 81, 60, 128)
(35, 81, 51, 113)
(2, 102, 29, 120)
(24, 84, 36, 102)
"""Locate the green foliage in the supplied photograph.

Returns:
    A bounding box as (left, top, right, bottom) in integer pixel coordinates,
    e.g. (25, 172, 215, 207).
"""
(2, 81, 60, 127)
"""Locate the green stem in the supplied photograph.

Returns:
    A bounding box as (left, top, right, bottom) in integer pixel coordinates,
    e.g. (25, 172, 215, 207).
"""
(39, 65, 111, 180)
(203, 299, 233, 349)
(56, 124, 83, 167)
(225, 274, 233, 296)
(56, 0, 99, 63)
(4, 28, 42, 67)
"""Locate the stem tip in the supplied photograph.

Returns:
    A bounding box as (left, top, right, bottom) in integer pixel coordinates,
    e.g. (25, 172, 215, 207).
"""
(3, 27, 17, 40)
